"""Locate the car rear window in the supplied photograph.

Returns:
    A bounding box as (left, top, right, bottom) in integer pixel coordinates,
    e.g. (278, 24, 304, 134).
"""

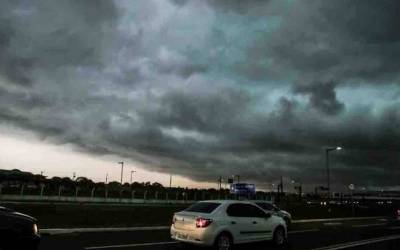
(185, 202, 221, 213)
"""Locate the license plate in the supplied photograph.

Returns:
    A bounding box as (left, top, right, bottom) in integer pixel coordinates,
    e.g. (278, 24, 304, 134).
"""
(176, 233, 188, 239)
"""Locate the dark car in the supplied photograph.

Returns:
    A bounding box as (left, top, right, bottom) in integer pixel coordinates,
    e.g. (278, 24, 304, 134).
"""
(255, 202, 292, 227)
(0, 206, 40, 250)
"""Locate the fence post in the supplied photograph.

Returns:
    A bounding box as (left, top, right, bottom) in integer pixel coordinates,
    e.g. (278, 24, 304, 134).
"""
(155, 191, 158, 200)
(20, 183, 25, 196)
(131, 190, 135, 200)
(58, 186, 63, 198)
(40, 184, 45, 197)
(91, 188, 95, 198)
(144, 190, 148, 201)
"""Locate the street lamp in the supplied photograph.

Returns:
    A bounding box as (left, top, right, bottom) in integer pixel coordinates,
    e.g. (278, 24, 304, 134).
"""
(118, 162, 124, 184)
(291, 179, 302, 198)
(325, 146, 342, 197)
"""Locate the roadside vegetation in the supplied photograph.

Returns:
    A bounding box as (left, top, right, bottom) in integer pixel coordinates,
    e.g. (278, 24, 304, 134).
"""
(1, 201, 396, 229)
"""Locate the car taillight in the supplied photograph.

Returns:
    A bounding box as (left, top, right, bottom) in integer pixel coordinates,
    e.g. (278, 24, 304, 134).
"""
(397, 209, 400, 216)
(196, 218, 213, 228)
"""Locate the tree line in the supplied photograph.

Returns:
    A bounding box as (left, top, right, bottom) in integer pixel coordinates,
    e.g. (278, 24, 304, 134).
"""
(0, 169, 269, 200)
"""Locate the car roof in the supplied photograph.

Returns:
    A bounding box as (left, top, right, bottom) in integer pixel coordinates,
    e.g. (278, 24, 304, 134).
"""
(252, 201, 274, 204)
(197, 200, 256, 205)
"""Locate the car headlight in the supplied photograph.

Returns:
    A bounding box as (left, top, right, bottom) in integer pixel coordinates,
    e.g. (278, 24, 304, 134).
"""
(33, 223, 39, 235)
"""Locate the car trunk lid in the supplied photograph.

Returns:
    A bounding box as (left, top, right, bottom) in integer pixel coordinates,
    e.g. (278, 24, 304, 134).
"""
(173, 212, 208, 231)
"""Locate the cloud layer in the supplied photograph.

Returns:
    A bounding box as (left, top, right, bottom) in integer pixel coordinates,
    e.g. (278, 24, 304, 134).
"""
(0, 0, 399, 191)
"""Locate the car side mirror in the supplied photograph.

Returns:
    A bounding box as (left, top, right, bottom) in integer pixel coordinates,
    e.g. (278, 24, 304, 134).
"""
(264, 212, 272, 219)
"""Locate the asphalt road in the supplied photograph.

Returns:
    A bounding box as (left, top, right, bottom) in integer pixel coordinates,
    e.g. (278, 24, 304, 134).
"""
(39, 218, 400, 250)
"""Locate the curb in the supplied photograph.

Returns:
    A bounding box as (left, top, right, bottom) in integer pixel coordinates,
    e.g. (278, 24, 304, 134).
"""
(292, 216, 385, 223)
(41, 226, 170, 235)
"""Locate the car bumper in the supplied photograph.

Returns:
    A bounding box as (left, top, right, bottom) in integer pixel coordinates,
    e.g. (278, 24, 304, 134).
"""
(2, 234, 40, 249)
(21, 234, 41, 248)
(170, 226, 214, 246)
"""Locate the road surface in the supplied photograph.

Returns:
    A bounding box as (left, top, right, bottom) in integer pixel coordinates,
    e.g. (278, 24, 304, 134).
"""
(39, 218, 400, 250)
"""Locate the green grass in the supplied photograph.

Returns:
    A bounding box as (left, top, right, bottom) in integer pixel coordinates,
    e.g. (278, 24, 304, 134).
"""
(1, 202, 187, 228)
(1, 201, 395, 228)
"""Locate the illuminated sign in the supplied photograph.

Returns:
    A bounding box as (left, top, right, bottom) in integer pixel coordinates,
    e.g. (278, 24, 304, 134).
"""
(230, 183, 256, 195)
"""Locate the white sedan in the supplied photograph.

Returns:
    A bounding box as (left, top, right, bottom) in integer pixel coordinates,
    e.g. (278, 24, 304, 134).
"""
(170, 200, 287, 250)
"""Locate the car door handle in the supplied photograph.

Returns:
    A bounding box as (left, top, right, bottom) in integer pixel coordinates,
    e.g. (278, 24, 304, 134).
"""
(252, 221, 258, 224)
(231, 221, 236, 225)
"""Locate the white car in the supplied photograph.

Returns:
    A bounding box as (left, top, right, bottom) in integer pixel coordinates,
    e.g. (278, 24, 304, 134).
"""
(170, 200, 287, 250)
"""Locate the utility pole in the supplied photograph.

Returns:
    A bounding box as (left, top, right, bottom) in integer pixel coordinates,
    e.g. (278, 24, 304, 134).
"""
(169, 174, 172, 189)
(326, 149, 330, 196)
(105, 173, 108, 184)
(325, 147, 342, 198)
(118, 162, 124, 184)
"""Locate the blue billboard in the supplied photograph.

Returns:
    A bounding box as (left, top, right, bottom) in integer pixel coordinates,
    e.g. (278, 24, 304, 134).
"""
(230, 183, 256, 195)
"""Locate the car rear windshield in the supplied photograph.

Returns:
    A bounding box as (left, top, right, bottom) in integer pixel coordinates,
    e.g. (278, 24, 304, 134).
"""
(185, 202, 221, 213)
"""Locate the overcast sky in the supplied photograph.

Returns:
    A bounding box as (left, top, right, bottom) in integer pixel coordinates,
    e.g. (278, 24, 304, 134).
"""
(0, 0, 399, 191)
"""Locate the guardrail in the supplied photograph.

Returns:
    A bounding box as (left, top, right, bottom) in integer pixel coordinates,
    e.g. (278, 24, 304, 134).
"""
(0, 194, 196, 204)
(0, 194, 273, 204)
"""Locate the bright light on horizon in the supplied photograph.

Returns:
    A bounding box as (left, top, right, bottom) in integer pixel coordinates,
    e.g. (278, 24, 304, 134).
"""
(0, 126, 216, 189)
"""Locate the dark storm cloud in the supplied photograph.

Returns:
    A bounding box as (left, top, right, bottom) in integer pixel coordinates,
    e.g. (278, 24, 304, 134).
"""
(172, 0, 274, 15)
(0, 0, 400, 191)
(0, 0, 118, 86)
(149, 87, 251, 132)
(294, 81, 344, 115)
(245, 0, 400, 83)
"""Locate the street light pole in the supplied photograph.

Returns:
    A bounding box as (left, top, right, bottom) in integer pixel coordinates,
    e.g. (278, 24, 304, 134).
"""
(326, 149, 330, 196)
(325, 147, 342, 198)
(118, 162, 124, 184)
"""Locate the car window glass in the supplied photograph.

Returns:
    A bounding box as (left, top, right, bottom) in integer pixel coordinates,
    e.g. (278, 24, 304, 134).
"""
(227, 204, 245, 217)
(246, 204, 267, 217)
(185, 202, 221, 213)
(227, 203, 266, 217)
(256, 202, 274, 211)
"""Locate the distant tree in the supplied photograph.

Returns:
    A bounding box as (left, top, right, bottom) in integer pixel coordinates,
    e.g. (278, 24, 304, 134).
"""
(60, 177, 74, 188)
(76, 177, 95, 190)
(152, 182, 164, 189)
(108, 181, 122, 191)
